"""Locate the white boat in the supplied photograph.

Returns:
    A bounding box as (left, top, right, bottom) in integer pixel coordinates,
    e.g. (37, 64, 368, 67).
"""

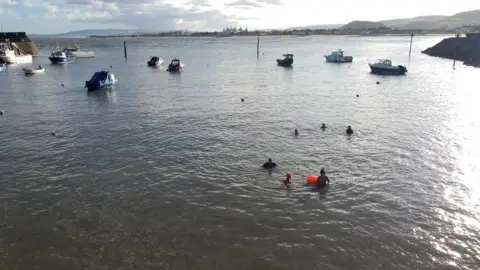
(63, 42, 95, 58)
(23, 66, 45, 75)
(147, 56, 163, 67)
(0, 64, 6, 71)
(325, 49, 353, 63)
(368, 59, 407, 75)
(0, 43, 33, 64)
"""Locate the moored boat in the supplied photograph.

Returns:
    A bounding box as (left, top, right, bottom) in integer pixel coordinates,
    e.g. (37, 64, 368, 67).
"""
(147, 56, 163, 67)
(23, 65, 45, 75)
(325, 49, 353, 63)
(0, 43, 33, 64)
(167, 58, 184, 72)
(368, 59, 407, 75)
(85, 70, 118, 91)
(276, 54, 294, 67)
(63, 42, 95, 58)
(0, 63, 6, 71)
(49, 49, 76, 64)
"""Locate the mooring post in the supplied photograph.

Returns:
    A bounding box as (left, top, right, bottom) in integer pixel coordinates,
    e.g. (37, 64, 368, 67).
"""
(453, 33, 460, 70)
(256, 36, 259, 59)
(124, 41, 127, 59)
(408, 34, 414, 58)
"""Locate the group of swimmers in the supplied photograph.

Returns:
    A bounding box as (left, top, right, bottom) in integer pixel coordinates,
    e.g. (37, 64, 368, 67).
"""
(259, 123, 353, 189)
(262, 158, 330, 189)
(294, 124, 354, 136)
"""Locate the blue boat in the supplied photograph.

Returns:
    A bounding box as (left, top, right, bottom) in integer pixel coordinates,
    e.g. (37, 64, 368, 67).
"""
(49, 50, 76, 64)
(0, 63, 6, 72)
(368, 59, 407, 75)
(84, 70, 118, 91)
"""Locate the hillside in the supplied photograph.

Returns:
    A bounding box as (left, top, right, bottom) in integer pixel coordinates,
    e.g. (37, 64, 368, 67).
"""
(286, 24, 343, 30)
(340, 21, 386, 30)
(31, 29, 150, 38)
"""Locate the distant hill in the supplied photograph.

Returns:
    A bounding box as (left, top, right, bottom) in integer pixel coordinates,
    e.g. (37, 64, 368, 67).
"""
(286, 9, 480, 31)
(286, 24, 343, 30)
(31, 29, 149, 38)
(340, 21, 386, 30)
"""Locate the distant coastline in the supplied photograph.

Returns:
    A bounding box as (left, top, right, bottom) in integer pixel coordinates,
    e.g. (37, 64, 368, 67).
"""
(87, 28, 457, 39)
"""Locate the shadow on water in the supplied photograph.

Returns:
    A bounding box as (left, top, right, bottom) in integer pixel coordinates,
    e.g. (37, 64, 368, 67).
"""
(87, 89, 117, 107)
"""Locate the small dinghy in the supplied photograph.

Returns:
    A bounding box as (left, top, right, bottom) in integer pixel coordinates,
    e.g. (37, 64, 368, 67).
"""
(147, 56, 163, 67)
(0, 63, 6, 72)
(23, 65, 45, 75)
(84, 70, 118, 91)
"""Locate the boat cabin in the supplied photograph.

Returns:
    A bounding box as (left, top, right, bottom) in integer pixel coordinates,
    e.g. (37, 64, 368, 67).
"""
(376, 59, 392, 66)
(282, 54, 294, 60)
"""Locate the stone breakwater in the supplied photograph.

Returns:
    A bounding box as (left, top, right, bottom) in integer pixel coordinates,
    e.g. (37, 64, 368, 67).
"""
(422, 35, 480, 67)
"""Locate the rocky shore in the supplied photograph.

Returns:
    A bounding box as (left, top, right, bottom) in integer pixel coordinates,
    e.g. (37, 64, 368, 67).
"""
(422, 34, 480, 67)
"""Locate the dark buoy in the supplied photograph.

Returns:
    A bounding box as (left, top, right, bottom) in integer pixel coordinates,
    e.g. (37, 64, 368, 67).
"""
(346, 126, 354, 135)
(294, 128, 299, 136)
(356, 94, 359, 97)
(376, 81, 380, 85)
(0, 110, 4, 115)
(52, 131, 56, 136)
(61, 83, 64, 87)
(241, 98, 244, 102)
(110, 65, 112, 68)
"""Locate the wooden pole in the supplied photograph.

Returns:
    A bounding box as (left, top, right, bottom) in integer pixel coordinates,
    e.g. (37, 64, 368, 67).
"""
(453, 33, 460, 70)
(124, 41, 127, 59)
(256, 36, 259, 59)
(408, 34, 414, 58)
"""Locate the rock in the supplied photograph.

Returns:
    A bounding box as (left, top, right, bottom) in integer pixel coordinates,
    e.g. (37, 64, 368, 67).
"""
(423, 35, 480, 68)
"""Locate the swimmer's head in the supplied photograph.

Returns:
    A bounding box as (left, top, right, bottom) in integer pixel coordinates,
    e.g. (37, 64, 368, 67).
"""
(285, 173, 292, 180)
(268, 158, 272, 162)
(320, 168, 325, 175)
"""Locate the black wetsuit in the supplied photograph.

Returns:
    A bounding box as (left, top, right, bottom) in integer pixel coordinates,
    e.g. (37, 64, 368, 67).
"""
(262, 162, 277, 169)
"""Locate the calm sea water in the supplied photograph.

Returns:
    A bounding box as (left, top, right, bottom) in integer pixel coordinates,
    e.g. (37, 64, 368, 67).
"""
(1, 35, 479, 269)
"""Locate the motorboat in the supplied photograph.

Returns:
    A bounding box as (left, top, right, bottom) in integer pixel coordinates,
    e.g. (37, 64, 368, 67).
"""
(368, 59, 407, 75)
(0, 63, 6, 71)
(325, 49, 353, 63)
(23, 65, 45, 75)
(147, 56, 163, 67)
(276, 54, 294, 67)
(0, 42, 33, 64)
(49, 48, 76, 64)
(63, 42, 95, 58)
(167, 58, 184, 72)
(85, 70, 118, 91)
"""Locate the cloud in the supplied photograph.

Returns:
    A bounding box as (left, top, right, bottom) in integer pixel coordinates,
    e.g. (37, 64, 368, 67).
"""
(225, 0, 262, 9)
(66, 9, 113, 21)
(43, 3, 58, 14)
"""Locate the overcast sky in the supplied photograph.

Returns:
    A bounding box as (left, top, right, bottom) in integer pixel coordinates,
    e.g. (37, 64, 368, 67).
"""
(0, 0, 479, 34)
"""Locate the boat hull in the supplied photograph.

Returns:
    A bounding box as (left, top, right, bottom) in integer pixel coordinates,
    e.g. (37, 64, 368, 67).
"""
(369, 64, 407, 75)
(23, 68, 45, 75)
(277, 59, 293, 67)
(49, 57, 76, 64)
(325, 56, 353, 63)
(0, 54, 33, 65)
(85, 82, 117, 91)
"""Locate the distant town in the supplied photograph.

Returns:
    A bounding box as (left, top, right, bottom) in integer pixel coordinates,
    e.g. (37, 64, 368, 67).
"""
(88, 25, 480, 38)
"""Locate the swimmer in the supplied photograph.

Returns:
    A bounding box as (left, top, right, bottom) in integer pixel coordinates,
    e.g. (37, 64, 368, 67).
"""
(316, 168, 330, 188)
(346, 126, 353, 135)
(262, 158, 277, 169)
(294, 128, 299, 136)
(283, 173, 292, 187)
(321, 123, 327, 129)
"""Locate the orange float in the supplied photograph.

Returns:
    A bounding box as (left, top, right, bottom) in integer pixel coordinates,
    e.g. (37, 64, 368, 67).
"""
(306, 175, 317, 184)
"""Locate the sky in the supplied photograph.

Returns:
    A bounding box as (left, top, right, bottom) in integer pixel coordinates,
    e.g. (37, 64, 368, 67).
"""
(0, 0, 479, 34)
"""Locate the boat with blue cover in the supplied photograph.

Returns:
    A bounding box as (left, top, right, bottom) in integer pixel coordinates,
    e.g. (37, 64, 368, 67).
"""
(84, 71, 118, 91)
(49, 49, 76, 64)
(0, 63, 6, 71)
(368, 59, 407, 75)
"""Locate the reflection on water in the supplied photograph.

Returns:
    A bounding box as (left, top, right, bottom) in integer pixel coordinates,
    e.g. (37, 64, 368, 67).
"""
(0, 36, 479, 269)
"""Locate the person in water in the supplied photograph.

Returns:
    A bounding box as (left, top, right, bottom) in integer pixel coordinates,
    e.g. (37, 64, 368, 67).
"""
(316, 168, 330, 188)
(294, 128, 299, 136)
(346, 126, 354, 134)
(262, 158, 277, 169)
(283, 173, 292, 187)
(321, 123, 327, 129)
